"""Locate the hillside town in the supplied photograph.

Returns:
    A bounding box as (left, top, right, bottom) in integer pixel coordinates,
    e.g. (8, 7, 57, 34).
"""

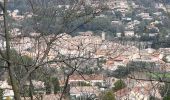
(0, 0, 170, 100)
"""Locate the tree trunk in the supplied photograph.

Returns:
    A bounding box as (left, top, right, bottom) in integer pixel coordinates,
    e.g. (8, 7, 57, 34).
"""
(3, 0, 21, 100)
(29, 74, 34, 100)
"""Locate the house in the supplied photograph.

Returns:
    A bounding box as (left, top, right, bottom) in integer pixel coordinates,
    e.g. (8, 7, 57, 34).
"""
(103, 49, 132, 70)
(113, 56, 128, 66)
(159, 48, 170, 55)
(131, 48, 160, 61)
(148, 33, 158, 37)
(137, 13, 153, 20)
(32, 80, 45, 89)
(70, 86, 99, 99)
(107, 0, 129, 12)
(115, 79, 162, 100)
(155, 3, 166, 11)
(161, 63, 170, 72)
(104, 59, 116, 70)
(10, 9, 24, 20)
(10, 36, 35, 53)
(54, 32, 102, 56)
(116, 33, 122, 37)
(57, 5, 70, 9)
(125, 20, 140, 30)
(111, 20, 122, 25)
(69, 74, 104, 86)
(24, 80, 45, 94)
(153, 12, 162, 16)
(115, 88, 130, 100)
(124, 31, 135, 37)
(128, 86, 150, 100)
(122, 17, 132, 22)
(0, 80, 14, 100)
(125, 23, 134, 30)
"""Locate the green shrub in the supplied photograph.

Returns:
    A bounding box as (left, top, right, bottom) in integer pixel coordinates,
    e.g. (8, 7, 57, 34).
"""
(113, 80, 126, 92)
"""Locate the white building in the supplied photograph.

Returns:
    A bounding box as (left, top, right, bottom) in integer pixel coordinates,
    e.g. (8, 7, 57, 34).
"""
(70, 86, 99, 98)
(124, 31, 135, 37)
(116, 33, 122, 37)
(0, 80, 14, 100)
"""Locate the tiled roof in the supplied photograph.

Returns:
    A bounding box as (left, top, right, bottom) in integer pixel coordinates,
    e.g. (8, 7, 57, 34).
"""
(70, 86, 99, 94)
(115, 88, 130, 97)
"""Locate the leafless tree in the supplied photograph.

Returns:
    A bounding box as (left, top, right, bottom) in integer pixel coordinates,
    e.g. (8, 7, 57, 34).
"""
(0, 0, 170, 100)
(0, 0, 108, 99)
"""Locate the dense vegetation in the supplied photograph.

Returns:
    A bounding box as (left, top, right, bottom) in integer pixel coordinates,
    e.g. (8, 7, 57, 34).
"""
(113, 80, 126, 92)
(101, 91, 116, 100)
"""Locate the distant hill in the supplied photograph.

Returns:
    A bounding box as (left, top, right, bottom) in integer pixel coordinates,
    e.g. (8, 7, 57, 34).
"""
(7, 0, 78, 13)
(165, 0, 170, 3)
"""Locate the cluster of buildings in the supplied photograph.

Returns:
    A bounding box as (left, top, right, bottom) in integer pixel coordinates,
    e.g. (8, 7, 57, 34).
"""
(0, 0, 170, 100)
(1, 30, 169, 99)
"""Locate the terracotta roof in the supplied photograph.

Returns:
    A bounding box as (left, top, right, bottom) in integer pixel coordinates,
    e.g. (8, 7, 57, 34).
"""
(70, 86, 99, 94)
(115, 88, 130, 97)
(114, 56, 126, 61)
(106, 60, 114, 65)
(95, 50, 108, 55)
(151, 52, 160, 57)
